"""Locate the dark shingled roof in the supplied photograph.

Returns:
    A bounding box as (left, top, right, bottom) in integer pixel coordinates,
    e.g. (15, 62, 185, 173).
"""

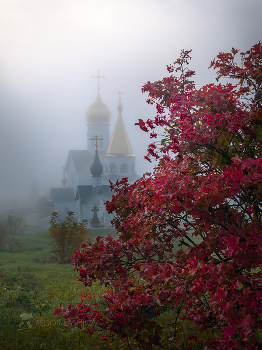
(50, 187, 75, 202)
(65, 150, 93, 172)
(76, 185, 111, 204)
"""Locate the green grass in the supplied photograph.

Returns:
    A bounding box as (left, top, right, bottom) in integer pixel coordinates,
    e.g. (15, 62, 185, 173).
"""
(1, 231, 53, 264)
(0, 226, 205, 349)
(0, 227, 121, 350)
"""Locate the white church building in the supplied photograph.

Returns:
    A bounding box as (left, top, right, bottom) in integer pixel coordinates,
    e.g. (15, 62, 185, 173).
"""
(48, 87, 140, 228)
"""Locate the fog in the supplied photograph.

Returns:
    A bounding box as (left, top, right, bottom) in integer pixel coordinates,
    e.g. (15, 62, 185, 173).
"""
(0, 0, 261, 205)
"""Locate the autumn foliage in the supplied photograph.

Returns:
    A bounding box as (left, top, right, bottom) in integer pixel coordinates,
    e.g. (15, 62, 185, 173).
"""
(49, 211, 88, 263)
(55, 43, 262, 349)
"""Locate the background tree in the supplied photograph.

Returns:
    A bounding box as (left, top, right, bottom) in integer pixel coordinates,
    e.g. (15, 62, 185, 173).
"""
(49, 212, 88, 263)
(35, 196, 52, 218)
(0, 214, 25, 250)
(55, 43, 262, 349)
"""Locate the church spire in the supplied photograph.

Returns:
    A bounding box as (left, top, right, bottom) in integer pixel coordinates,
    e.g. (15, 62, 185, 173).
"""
(117, 91, 123, 116)
(106, 93, 134, 156)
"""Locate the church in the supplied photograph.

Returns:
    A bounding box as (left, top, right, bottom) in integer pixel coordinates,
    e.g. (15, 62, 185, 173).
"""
(48, 83, 140, 228)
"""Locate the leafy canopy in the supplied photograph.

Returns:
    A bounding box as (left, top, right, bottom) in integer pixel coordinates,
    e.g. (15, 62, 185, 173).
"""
(55, 43, 262, 349)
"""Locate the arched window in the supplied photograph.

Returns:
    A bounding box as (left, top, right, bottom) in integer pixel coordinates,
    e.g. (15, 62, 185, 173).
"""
(131, 163, 135, 172)
(121, 163, 128, 173)
(110, 163, 117, 173)
(105, 163, 108, 173)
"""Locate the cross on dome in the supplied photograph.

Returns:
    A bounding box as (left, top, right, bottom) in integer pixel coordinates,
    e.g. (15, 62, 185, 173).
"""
(117, 91, 123, 103)
(90, 135, 104, 150)
(92, 70, 105, 91)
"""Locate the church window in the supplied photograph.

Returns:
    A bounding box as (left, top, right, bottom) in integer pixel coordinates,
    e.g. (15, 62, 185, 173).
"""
(105, 164, 108, 173)
(131, 163, 135, 172)
(121, 163, 128, 173)
(71, 171, 74, 183)
(110, 163, 117, 173)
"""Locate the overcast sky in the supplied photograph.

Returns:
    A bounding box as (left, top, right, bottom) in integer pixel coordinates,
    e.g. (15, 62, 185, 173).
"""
(0, 0, 261, 202)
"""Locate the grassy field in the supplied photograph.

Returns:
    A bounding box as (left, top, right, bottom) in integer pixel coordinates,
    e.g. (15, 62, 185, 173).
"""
(0, 225, 204, 349)
(0, 226, 122, 350)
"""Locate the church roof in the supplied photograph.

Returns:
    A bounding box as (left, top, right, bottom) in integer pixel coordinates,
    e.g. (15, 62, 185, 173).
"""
(76, 185, 111, 204)
(106, 102, 135, 156)
(50, 187, 75, 202)
(65, 150, 93, 172)
(86, 92, 111, 124)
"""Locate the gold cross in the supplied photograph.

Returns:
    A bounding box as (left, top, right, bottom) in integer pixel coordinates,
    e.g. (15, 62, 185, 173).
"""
(90, 135, 104, 150)
(92, 70, 105, 91)
(117, 91, 123, 102)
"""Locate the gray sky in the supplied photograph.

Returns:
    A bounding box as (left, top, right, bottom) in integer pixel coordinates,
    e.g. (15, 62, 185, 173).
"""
(0, 0, 261, 201)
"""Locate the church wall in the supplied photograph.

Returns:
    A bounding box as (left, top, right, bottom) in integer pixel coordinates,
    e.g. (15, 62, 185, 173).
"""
(82, 192, 112, 228)
(104, 155, 136, 176)
(87, 124, 110, 152)
(79, 202, 84, 222)
(53, 200, 78, 219)
(45, 201, 79, 230)
(66, 159, 77, 192)
(78, 166, 92, 186)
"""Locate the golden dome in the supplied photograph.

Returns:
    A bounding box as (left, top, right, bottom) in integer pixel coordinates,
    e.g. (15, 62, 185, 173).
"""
(86, 92, 111, 124)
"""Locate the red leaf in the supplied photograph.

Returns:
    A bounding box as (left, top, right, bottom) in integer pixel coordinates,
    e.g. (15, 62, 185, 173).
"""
(221, 325, 235, 337)
(223, 235, 241, 257)
(242, 158, 254, 169)
(232, 155, 241, 164)
(238, 314, 251, 328)
(53, 308, 62, 316)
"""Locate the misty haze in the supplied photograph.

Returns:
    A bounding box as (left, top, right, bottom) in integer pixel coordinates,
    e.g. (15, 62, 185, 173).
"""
(0, 0, 261, 348)
(1, 0, 261, 209)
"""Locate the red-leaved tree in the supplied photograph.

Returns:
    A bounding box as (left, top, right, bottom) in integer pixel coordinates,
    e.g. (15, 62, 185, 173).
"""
(55, 43, 262, 349)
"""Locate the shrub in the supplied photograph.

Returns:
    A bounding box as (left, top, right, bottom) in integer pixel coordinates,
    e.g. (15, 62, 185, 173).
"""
(56, 43, 262, 349)
(49, 212, 88, 263)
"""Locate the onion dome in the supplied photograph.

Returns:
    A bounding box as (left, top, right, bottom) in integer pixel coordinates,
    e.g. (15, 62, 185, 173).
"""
(90, 150, 103, 177)
(86, 92, 111, 124)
